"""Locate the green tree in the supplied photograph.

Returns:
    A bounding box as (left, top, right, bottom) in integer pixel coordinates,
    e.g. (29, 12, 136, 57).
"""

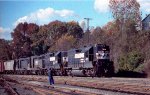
(118, 51, 144, 72)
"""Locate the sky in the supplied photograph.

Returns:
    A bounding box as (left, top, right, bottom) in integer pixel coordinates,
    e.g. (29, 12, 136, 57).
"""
(0, 0, 150, 40)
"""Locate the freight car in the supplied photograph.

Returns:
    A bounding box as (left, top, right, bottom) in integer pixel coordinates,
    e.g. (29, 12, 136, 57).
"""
(3, 44, 114, 77)
(4, 60, 15, 74)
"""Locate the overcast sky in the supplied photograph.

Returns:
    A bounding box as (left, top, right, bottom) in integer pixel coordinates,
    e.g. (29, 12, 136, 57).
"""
(0, 0, 150, 40)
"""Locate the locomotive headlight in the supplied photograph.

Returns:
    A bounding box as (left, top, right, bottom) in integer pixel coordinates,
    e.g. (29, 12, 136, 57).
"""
(96, 53, 99, 56)
(103, 48, 106, 50)
(96, 53, 101, 57)
(35, 60, 38, 65)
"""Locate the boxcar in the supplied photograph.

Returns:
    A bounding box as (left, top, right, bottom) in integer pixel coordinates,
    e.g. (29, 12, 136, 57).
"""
(4, 60, 15, 74)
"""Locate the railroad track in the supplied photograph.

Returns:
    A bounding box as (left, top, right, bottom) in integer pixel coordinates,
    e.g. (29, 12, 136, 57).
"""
(0, 77, 19, 95)
(1, 75, 99, 95)
(8, 81, 93, 95)
(3, 75, 150, 95)
(3, 77, 133, 95)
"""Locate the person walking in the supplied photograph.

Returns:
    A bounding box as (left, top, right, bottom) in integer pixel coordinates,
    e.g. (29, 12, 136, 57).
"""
(48, 68, 54, 85)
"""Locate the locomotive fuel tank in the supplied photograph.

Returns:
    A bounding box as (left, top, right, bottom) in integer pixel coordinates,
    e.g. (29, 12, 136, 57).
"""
(71, 69, 85, 76)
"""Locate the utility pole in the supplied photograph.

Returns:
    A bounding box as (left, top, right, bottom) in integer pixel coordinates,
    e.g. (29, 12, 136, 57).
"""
(84, 18, 92, 45)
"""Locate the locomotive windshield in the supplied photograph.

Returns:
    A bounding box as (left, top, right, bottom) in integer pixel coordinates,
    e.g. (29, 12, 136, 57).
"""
(96, 44, 110, 60)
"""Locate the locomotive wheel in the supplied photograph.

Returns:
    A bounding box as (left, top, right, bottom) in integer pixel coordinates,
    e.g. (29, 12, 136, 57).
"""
(82, 69, 87, 77)
(67, 70, 72, 76)
(89, 69, 95, 77)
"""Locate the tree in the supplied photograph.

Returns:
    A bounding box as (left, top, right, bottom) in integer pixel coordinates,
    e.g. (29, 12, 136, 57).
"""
(0, 39, 12, 60)
(109, 0, 141, 34)
(11, 22, 39, 58)
(46, 20, 67, 44)
(102, 21, 119, 35)
(109, 0, 141, 26)
(54, 34, 76, 51)
(91, 27, 106, 44)
(45, 20, 83, 51)
(66, 21, 83, 38)
(118, 51, 144, 71)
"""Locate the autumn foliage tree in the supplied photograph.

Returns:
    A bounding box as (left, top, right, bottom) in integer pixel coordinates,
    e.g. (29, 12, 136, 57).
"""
(109, 0, 141, 26)
(54, 34, 76, 51)
(11, 22, 39, 58)
(46, 20, 67, 46)
(66, 21, 83, 38)
(109, 0, 141, 51)
(40, 20, 83, 51)
(0, 39, 12, 60)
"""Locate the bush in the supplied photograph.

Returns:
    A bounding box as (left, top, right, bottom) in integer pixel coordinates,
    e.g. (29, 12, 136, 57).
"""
(118, 51, 144, 72)
(144, 60, 150, 77)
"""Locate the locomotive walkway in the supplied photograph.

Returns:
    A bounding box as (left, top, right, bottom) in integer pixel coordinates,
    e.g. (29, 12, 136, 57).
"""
(2, 75, 150, 95)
